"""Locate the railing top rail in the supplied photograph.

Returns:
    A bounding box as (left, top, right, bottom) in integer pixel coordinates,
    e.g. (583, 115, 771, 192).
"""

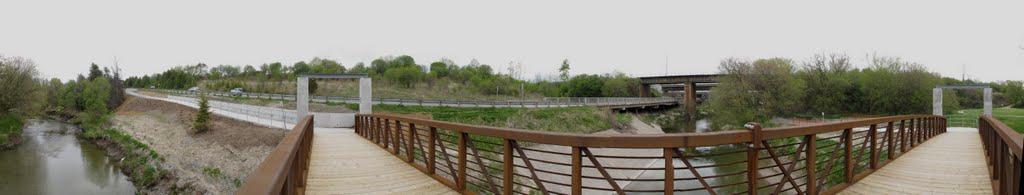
(982, 115, 1023, 159)
(236, 116, 314, 194)
(357, 113, 943, 148)
(762, 115, 943, 139)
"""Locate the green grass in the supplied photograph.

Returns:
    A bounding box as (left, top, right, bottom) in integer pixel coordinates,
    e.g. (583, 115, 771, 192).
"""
(947, 108, 1024, 133)
(339, 103, 615, 134)
(0, 113, 24, 147)
(80, 126, 169, 188)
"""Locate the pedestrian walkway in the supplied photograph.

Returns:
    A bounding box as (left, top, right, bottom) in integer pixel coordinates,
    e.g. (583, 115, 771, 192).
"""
(839, 128, 992, 194)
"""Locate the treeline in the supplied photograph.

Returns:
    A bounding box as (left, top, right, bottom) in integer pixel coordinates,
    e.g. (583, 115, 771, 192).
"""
(707, 53, 1024, 129)
(0, 55, 46, 116)
(1, 55, 126, 146)
(124, 56, 651, 98)
(47, 63, 128, 130)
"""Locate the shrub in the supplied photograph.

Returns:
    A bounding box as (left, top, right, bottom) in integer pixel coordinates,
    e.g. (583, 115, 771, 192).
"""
(193, 94, 211, 134)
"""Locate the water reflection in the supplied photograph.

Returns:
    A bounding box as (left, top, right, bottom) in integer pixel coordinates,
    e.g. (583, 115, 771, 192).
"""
(0, 119, 135, 194)
(620, 115, 772, 194)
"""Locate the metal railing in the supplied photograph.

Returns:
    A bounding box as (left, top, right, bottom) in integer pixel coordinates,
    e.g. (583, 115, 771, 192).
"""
(147, 89, 678, 108)
(978, 116, 1022, 195)
(237, 116, 314, 195)
(946, 114, 981, 128)
(354, 114, 946, 194)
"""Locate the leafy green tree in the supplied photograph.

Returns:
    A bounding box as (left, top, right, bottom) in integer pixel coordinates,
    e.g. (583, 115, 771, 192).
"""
(601, 73, 638, 97)
(242, 65, 257, 77)
(0, 55, 41, 113)
(797, 53, 853, 113)
(707, 57, 805, 129)
(348, 62, 369, 74)
(383, 65, 424, 88)
(80, 77, 110, 129)
(562, 74, 604, 97)
(88, 63, 103, 81)
(292, 61, 311, 75)
(1006, 80, 1024, 108)
(309, 57, 345, 73)
(429, 61, 449, 77)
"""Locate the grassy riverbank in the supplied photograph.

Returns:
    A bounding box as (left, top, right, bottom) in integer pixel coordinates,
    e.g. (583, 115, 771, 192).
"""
(947, 108, 1024, 133)
(79, 127, 170, 188)
(355, 104, 622, 134)
(0, 113, 24, 148)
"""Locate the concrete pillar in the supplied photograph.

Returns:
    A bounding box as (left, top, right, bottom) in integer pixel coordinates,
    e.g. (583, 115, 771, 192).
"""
(640, 84, 651, 97)
(984, 88, 992, 116)
(685, 81, 696, 119)
(933, 88, 943, 116)
(297, 77, 309, 119)
(360, 77, 373, 114)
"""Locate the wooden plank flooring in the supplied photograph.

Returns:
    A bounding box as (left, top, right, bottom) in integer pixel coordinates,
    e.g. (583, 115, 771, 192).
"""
(839, 129, 993, 195)
(305, 128, 457, 195)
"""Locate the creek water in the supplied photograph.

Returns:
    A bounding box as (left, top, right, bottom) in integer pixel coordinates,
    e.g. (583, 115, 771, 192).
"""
(0, 119, 136, 194)
(622, 118, 763, 194)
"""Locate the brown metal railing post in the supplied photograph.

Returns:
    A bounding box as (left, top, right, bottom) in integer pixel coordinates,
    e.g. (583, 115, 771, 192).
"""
(843, 128, 854, 183)
(457, 132, 468, 192)
(886, 121, 895, 160)
(392, 120, 400, 154)
(906, 119, 915, 149)
(869, 124, 878, 169)
(664, 148, 675, 195)
(921, 118, 929, 143)
(746, 123, 761, 195)
(377, 118, 383, 145)
(805, 134, 817, 194)
(572, 147, 583, 195)
(428, 127, 437, 175)
(927, 118, 933, 139)
(503, 139, 513, 195)
(407, 123, 415, 163)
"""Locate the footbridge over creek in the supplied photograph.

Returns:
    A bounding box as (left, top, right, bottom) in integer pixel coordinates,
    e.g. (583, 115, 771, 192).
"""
(236, 113, 1021, 195)
(139, 74, 1020, 195)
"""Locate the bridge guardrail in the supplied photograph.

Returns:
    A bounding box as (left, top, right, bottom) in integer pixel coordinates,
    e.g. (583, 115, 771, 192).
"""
(146, 89, 678, 108)
(354, 113, 946, 194)
(978, 116, 1022, 195)
(237, 116, 314, 195)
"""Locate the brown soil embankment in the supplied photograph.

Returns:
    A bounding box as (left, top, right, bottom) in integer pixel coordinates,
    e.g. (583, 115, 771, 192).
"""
(113, 96, 284, 194)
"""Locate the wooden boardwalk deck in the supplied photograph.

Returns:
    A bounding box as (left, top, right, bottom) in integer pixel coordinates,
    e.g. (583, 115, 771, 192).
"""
(305, 128, 457, 195)
(840, 128, 993, 194)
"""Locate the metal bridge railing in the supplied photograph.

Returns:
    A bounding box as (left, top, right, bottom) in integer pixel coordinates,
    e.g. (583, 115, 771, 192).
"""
(978, 116, 1022, 195)
(354, 114, 946, 194)
(237, 116, 314, 195)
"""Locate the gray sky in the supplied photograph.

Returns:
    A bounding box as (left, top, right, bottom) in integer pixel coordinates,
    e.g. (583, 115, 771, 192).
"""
(3, 0, 1023, 82)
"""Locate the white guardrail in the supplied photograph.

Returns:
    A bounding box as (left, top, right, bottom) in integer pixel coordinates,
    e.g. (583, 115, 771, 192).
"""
(145, 89, 679, 108)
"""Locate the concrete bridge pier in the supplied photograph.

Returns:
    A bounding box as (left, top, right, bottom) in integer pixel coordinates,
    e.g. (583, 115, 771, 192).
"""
(684, 81, 696, 119)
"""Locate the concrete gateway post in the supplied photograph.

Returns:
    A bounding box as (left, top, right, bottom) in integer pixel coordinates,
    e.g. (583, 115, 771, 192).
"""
(933, 85, 992, 116)
(297, 74, 372, 124)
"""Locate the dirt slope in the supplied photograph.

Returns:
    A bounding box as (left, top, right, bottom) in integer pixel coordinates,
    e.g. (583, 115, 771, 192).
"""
(113, 96, 284, 194)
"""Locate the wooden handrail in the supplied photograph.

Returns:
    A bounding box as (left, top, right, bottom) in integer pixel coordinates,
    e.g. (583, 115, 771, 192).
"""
(354, 113, 947, 195)
(236, 116, 314, 195)
(978, 116, 1022, 195)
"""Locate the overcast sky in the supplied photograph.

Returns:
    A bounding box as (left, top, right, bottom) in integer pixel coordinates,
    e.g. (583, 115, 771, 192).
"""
(2, 0, 1023, 82)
